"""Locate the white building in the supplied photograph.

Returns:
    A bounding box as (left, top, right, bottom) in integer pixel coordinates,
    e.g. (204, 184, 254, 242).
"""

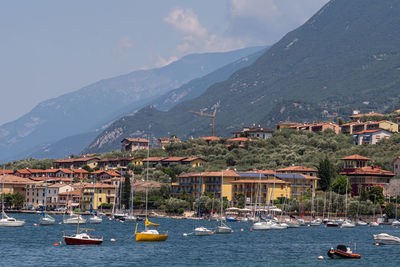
(47, 184, 74, 208)
(353, 129, 392, 145)
(25, 182, 73, 208)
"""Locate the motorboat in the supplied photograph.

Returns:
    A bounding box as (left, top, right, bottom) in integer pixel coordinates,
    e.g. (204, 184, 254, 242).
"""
(337, 219, 344, 225)
(253, 220, 286, 230)
(39, 214, 56, 225)
(373, 233, 400, 245)
(248, 217, 257, 222)
(0, 212, 25, 227)
(63, 214, 87, 224)
(392, 220, 400, 226)
(310, 218, 322, 226)
(369, 221, 379, 227)
(356, 220, 367, 226)
(226, 217, 239, 222)
(122, 215, 137, 222)
(240, 217, 248, 222)
(327, 244, 361, 259)
(326, 221, 339, 227)
(63, 232, 103, 245)
(341, 220, 355, 228)
(88, 215, 102, 224)
(284, 219, 300, 228)
(194, 226, 213, 236)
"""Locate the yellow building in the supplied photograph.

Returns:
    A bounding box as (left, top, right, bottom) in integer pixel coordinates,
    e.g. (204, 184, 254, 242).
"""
(173, 170, 239, 201)
(1, 174, 31, 195)
(81, 183, 116, 211)
(274, 166, 319, 198)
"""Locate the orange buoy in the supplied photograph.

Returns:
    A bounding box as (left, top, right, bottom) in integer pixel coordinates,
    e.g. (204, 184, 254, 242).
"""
(211, 232, 214, 235)
(53, 243, 59, 246)
(240, 228, 244, 232)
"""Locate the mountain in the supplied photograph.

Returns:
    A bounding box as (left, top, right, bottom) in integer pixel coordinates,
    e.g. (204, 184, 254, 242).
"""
(0, 46, 263, 162)
(85, 0, 400, 153)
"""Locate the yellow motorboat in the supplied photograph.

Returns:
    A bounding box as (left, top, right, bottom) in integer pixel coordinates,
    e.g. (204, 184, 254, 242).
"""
(135, 219, 168, 242)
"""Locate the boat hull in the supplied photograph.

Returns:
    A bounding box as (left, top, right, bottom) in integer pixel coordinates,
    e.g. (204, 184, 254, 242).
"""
(373, 234, 400, 245)
(135, 233, 168, 242)
(39, 218, 55, 225)
(215, 226, 232, 234)
(63, 236, 103, 245)
(0, 221, 25, 227)
(327, 249, 361, 259)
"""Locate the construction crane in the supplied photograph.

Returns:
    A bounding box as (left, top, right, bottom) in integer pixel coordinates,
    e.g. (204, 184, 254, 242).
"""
(189, 109, 217, 136)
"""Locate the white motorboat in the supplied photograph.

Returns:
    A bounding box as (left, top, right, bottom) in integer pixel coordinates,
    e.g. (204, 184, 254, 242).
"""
(88, 215, 102, 224)
(253, 220, 286, 230)
(194, 226, 212, 236)
(285, 219, 301, 228)
(63, 214, 87, 224)
(392, 220, 400, 226)
(373, 233, 400, 245)
(240, 217, 248, 222)
(122, 215, 137, 222)
(369, 222, 379, 227)
(356, 220, 367, 226)
(39, 214, 56, 225)
(0, 212, 25, 227)
(248, 217, 257, 222)
(310, 218, 322, 226)
(337, 219, 344, 225)
(341, 220, 355, 228)
(326, 221, 339, 227)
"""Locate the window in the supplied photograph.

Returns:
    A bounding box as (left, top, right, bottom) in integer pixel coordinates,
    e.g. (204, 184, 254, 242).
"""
(99, 198, 102, 202)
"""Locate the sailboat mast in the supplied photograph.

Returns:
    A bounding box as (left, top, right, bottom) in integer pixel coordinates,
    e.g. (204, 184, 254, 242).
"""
(130, 172, 134, 216)
(145, 136, 150, 222)
(220, 171, 223, 224)
(345, 177, 348, 219)
(197, 164, 202, 227)
(2, 168, 5, 217)
(91, 174, 95, 214)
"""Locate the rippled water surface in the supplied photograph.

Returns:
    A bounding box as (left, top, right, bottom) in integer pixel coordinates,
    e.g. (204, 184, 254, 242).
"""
(2, 213, 400, 266)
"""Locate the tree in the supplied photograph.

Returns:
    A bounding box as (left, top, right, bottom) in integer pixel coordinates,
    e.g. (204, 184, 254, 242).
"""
(317, 157, 336, 191)
(11, 193, 25, 208)
(368, 186, 385, 204)
(121, 173, 131, 210)
(330, 175, 349, 195)
(384, 202, 395, 219)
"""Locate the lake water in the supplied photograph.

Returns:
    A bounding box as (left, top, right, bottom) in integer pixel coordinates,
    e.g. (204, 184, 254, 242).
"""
(1, 213, 400, 266)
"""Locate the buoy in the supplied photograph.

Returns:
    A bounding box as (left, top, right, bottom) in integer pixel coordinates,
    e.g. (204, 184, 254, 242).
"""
(307, 224, 310, 227)
(183, 233, 188, 236)
(318, 256, 324, 260)
(240, 228, 244, 232)
(110, 238, 116, 242)
(375, 243, 380, 246)
(324, 225, 327, 228)
(53, 243, 59, 246)
(211, 232, 214, 235)
(250, 228, 253, 231)
(396, 226, 398, 229)
(33, 223, 38, 226)
(58, 222, 62, 224)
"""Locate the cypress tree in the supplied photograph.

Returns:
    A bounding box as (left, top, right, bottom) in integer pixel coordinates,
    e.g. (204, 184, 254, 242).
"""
(121, 173, 131, 210)
(317, 157, 335, 191)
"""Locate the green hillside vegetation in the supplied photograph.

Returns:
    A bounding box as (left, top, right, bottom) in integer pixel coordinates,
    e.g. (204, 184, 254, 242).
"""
(85, 0, 400, 154)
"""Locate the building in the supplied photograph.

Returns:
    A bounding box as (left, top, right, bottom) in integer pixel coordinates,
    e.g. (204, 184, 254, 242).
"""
(288, 122, 341, 134)
(232, 172, 291, 205)
(97, 157, 134, 170)
(226, 137, 252, 148)
(202, 136, 221, 145)
(276, 121, 299, 130)
(81, 183, 116, 211)
(394, 156, 400, 176)
(340, 154, 395, 196)
(121, 138, 148, 152)
(341, 120, 398, 134)
(25, 182, 73, 208)
(46, 184, 74, 208)
(276, 166, 318, 177)
(141, 156, 207, 168)
(172, 170, 240, 201)
(353, 129, 392, 145)
(92, 170, 121, 181)
(233, 126, 273, 139)
(54, 156, 99, 169)
(158, 137, 181, 149)
(275, 166, 319, 198)
(1, 175, 31, 195)
(58, 190, 81, 209)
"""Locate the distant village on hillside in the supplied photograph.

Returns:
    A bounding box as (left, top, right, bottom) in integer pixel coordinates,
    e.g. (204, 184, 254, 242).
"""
(2, 110, 400, 212)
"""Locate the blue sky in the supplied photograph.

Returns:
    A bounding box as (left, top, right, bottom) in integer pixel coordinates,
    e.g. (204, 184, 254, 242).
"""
(0, 0, 328, 125)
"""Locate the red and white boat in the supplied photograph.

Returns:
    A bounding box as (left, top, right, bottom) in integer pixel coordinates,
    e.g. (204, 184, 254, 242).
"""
(63, 232, 103, 245)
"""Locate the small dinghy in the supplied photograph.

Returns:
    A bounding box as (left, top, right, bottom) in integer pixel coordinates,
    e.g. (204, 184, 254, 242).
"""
(327, 244, 361, 259)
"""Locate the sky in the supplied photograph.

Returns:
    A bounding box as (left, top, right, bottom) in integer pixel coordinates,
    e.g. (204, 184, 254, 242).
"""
(0, 0, 329, 125)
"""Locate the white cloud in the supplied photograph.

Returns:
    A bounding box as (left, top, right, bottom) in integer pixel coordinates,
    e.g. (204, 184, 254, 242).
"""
(164, 7, 245, 55)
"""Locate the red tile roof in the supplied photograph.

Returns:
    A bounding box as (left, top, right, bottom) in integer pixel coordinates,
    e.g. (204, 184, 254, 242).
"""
(202, 136, 221, 141)
(341, 155, 371, 160)
(227, 137, 250, 142)
(121, 138, 148, 143)
(161, 157, 187, 162)
(244, 170, 276, 174)
(54, 157, 98, 163)
(276, 166, 317, 172)
(142, 157, 167, 162)
(1, 174, 32, 184)
(341, 166, 394, 176)
(1, 170, 14, 175)
(82, 183, 116, 189)
(353, 129, 390, 135)
(15, 169, 32, 174)
(178, 170, 240, 178)
(350, 113, 384, 119)
(58, 190, 81, 196)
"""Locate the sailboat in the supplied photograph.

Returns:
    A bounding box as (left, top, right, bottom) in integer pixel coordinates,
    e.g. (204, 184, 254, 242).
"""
(369, 195, 379, 227)
(123, 173, 137, 222)
(63, 185, 103, 245)
(341, 178, 355, 228)
(194, 164, 212, 236)
(88, 177, 102, 224)
(135, 137, 168, 242)
(215, 171, 232, 234)
(326, 190, 339, 227)
(0, 169, 25, 227)
(39, 179, 55, 225)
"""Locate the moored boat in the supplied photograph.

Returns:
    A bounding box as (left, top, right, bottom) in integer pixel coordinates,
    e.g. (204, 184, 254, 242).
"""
(326, 221, 339, 227)
(327, 245, 361, 259)
(0, 212, 25, 227)
(88, 215, 102, 224)
(39, 214, 56, 225)
(356, 220, 367, 226)
(63, 232, 103, 245)
(63, 213, 87, 224)
(373, 233, 400, 245)
(369, 221, 379, 227)
(341, 220, 355, 228)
